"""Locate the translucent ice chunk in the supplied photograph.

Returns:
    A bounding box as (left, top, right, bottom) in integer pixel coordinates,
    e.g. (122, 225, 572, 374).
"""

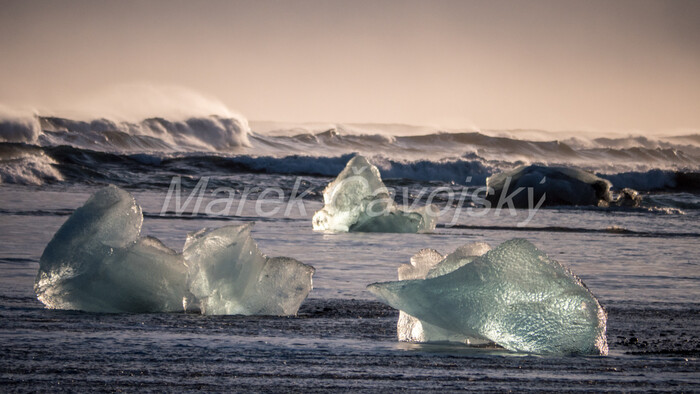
(425, 242, 492, 279)
(398, 248, 444, 281)
(35, 185, 190, 312)
(36, 186, 315, 316)
(91, 236, 191, 312)
(312, 155, 436, 233)
(368, 239, 608, 355)
(396, 244, 492, 344)
(487, 165, 613, 207)
(184, 223, 315, 315)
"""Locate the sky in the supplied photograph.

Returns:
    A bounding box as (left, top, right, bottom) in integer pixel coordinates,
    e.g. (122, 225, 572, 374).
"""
(1, 0, 699, 133)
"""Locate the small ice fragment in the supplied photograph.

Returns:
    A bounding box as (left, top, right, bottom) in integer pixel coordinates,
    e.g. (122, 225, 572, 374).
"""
(398, 249, 444, 281)
(368, 239, 608, 355)
(312, 155, 436, 233)
(608, 188, 642, 207)
(425, 242, 492, 279)
(184, 223, 315, 315)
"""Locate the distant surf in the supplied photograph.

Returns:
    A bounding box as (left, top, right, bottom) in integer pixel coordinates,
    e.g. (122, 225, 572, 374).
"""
(1, 114, 699, 201)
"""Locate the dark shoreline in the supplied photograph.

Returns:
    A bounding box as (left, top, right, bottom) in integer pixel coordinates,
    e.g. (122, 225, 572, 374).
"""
(1, 297, 698, 392)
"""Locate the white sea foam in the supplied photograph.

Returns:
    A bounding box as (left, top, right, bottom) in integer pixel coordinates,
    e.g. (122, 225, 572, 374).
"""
(39, 115, 250, 151)
(0, 147, 63, 185)
(0, 105, 41, 143)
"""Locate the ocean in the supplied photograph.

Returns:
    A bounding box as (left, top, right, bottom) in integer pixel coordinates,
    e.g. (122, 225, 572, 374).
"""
(0, 114, 698, 391)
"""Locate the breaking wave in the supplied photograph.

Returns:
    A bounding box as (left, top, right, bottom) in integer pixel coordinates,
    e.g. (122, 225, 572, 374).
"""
(0, 113, 698, 171)
(0, 144, 63, 185)
(1, 143, 698, 195)
(0, 107, 41, 144)
(0, 113, 699, 206)
(0, 114, 251, 152)
(38, 115, 251, 151)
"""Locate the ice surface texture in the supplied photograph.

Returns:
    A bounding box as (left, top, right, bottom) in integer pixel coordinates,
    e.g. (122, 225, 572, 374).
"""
(35, 185, 314, 315)
(184, 224, 315, 315)
(396, 244, 493, 344)
(368, 239, 608, 355)
(312, 155, 436, 233)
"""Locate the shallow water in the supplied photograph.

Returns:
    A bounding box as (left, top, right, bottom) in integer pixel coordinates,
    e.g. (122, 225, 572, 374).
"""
(1, 183, 698, 391)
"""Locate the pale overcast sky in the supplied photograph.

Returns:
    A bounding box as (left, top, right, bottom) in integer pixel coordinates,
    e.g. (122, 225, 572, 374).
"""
(1, 0, 699, 133)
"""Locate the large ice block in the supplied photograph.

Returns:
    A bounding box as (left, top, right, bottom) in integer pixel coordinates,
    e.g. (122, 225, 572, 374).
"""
(368, 239, 608, 355)
(312, 155, 436, 233)
(486, 165, 613, 207)
(34, 185, 190, 313)
(184, 223, 315, 315)
(35, 185, 315, 316)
